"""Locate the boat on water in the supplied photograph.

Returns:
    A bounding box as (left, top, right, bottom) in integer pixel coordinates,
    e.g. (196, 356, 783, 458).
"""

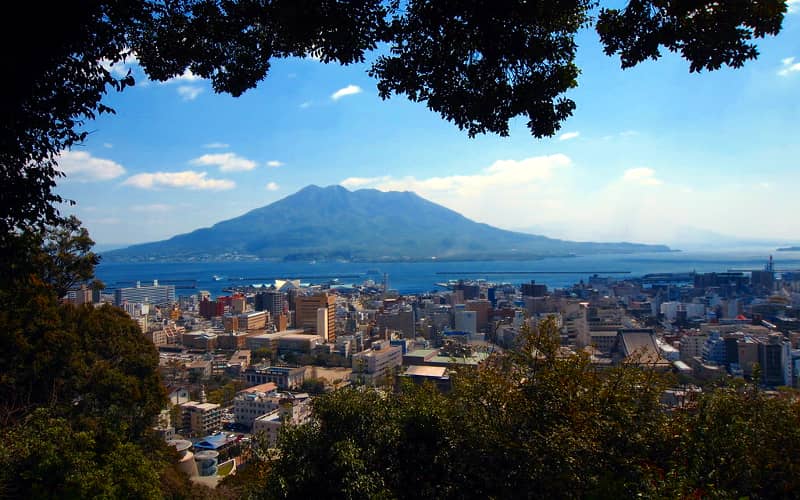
(212, 275, 224, 281)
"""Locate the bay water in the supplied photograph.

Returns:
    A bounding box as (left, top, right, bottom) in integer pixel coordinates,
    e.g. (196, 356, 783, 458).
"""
(95, 249, 800, 297)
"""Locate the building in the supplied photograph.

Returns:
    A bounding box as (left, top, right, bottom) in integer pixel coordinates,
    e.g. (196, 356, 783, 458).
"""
(246, 330, 323, 355)
(398, 365, 451, 392)
(66, 284, 92, 305)
(295, 293, 336, 342)
(757, 333, 791, 387)
(521, 280, 547, 298)
(244, 365, 306, 390)
(588, 329, 619, 354)
(465, 299, 491, 331)
(180, 401, 222, 435)
(679, 332, 709, 362)
(233, 382, 279, 428)
(182, 331, 218, 351)
(114, 280, 176, 307)
(228, 350, 251, 374)
(238, 311, 268, 331)
(199, 298, 225, 319)
(454, 309, 477, 337)
(351, 340, 403, 385)
(702, 331, 727, 365)
(377, 309, 416, 339)
(251, 393, 312, 446)
(611, 329, 671, 369)
(255, 290, 286, 318)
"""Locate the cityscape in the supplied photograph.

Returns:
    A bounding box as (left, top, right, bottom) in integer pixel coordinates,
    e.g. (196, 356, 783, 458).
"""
(4, 0, 800, 497)
(58, 253, 799, 487)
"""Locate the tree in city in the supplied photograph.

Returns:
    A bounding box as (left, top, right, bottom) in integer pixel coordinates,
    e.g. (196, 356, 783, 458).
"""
(235, 318, 800, 498)
(0, 0, 790, 233)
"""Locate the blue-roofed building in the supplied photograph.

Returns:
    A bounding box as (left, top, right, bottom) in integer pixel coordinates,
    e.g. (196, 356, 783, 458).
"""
(193, 432, 239, 451)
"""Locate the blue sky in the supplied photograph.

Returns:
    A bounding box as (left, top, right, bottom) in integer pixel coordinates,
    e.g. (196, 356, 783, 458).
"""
(58, 8, 800, 248)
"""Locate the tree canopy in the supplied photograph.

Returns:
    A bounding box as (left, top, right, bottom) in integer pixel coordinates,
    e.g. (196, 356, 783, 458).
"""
(231, 319, 800, 499)
(0, 0, 790, 233)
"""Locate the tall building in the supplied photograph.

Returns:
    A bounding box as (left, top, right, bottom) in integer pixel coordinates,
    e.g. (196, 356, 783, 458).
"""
(757, 333, 791, 387)
(466, 299, 491, 331)
(114, 280, 175, 307)
(255, 290, 286, 317)
(295, 293, 336, 342)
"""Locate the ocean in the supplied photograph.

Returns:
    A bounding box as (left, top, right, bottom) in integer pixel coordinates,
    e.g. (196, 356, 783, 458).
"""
(95, 249, 800, 297)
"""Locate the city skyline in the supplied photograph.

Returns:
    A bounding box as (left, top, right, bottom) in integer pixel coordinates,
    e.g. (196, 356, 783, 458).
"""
(56, 12, 800, 247)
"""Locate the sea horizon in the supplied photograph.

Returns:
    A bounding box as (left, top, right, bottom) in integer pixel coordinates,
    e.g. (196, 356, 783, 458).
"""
(95, 248, 800, 297)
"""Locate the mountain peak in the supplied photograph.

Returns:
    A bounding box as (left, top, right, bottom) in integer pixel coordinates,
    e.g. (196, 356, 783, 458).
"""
(296, 184, 348, 194)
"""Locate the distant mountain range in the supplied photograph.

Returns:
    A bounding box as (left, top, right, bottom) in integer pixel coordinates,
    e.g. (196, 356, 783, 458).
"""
(103, 185, 671, 262)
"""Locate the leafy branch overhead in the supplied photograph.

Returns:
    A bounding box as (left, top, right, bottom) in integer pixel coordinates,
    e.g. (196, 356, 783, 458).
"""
(0, 0, 790, 232)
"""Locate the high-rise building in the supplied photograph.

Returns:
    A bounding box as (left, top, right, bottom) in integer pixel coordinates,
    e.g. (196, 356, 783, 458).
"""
(295, 293, 336, 342)
(255, 290, 286, 317)
(114, 280, 175, 307)
(466, 299, 491, 331)
(757, 333, 791, 387)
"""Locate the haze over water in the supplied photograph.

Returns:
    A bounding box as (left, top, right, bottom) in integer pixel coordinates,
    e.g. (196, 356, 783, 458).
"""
(96, 249, 800, 297)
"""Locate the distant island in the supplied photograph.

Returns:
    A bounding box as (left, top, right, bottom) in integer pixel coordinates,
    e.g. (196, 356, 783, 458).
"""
(103, 185, 671, 263)
(777, 246, 800, 252)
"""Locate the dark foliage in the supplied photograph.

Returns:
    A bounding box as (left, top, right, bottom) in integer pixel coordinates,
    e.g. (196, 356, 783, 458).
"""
(597, 0, 787, 72)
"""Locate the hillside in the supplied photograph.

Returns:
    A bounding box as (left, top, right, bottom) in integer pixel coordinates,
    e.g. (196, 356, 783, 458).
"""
(104, 185, 671, 262)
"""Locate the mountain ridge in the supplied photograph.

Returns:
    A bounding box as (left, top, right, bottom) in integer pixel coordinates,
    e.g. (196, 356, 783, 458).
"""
(103, 185, 672, 262)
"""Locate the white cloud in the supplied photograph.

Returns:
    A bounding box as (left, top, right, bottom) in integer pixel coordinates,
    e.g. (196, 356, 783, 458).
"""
(300, 101, 312, 109)
(339, 155, 572, 226)
(130, 204, 173, 213)
(203, 142, 230, 149)
(123, 171, 235, 190)
(103, 142, 113, 148)
(100, 50, 139, 78)
(57, 150, 126, 182)
(789, 0, 799, 13)
(166, 69, 202, 83)
(558, 131, 580, 141)
(622, 167, 663, 186)
(190, 152, 257, 172)
(778, 56, 800, 76)
(265, 182, 279, 191)
(359, 155, 571, 194)
(177, 85, 203, 101)
(331, 85, 362, 100)
(266, 160, 284, 168)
